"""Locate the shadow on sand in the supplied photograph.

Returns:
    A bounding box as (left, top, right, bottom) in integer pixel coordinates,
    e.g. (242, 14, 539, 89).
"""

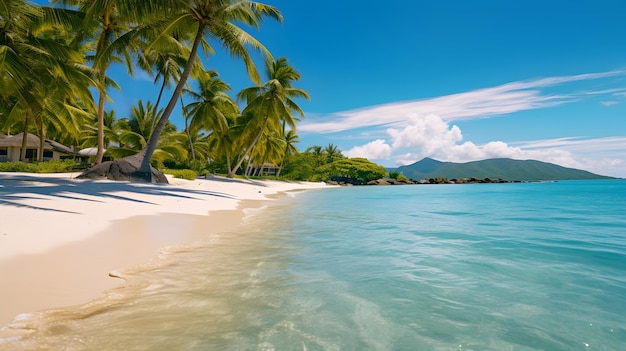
(0, 173, 241, 214)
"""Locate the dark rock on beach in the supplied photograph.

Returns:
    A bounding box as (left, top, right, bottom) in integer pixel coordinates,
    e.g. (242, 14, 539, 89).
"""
(77, 154, 168, 184)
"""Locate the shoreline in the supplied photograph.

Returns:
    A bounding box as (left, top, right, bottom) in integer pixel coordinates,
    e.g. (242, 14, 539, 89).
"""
(0, 172, 330, 330)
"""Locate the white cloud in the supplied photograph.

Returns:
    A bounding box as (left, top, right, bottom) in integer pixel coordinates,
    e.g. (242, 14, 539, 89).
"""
(387, 113, 462, 152)
(600, 101, 620, 107)
(343, 114, 626, 177)
(343, 139, 392, 160)
(385, 114, 544, 163)
(300, 69, 626, 133)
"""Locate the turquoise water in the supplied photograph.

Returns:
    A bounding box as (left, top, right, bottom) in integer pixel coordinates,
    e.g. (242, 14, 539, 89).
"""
(3, 180, 626, 350)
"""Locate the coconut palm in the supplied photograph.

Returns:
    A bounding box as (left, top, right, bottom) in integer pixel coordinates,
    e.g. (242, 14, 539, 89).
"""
(110, 0, 282, 181)
(324, 143, 343, 163)
(231, 57, 309, 178)
(1, 1, 95, 160)
(276, 129, 299, 177)
(246, 130, 284, 177)
(107, 100, 187, 165)
(183, 69, 238, 160)
(52, 0, 140, 165)
(306, 145, 324, 168)
(135, 39, 193, 113)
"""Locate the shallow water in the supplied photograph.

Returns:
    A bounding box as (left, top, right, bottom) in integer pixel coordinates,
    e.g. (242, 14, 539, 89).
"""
(2, 180, 625, 350)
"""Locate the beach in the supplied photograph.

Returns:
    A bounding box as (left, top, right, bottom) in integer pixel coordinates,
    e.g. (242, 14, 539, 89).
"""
(0, 172, 329, 332)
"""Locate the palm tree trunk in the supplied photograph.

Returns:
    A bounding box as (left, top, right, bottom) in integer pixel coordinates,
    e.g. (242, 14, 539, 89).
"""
(38, 117, 45, 162)
(227, 118, 268, 178)
(138, 24, 206, 178)
(154, 77, 167, 113)
(182, 96, 196, 160)
(19, 113, 30, 162)
(95, 70, 107, 165)
(276, 161, 283, 177)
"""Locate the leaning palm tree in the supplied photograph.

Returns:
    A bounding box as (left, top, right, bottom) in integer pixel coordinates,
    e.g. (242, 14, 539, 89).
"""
(135, 38, 193, 113)
(115, 0, 282, 182)
(107, 100, 187, 165)
(78, 0, 282, 182)
(230, 57, 309, 178)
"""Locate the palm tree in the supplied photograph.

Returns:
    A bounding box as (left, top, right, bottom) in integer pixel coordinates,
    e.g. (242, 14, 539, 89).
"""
(324, 143, 343, 163)
(113, 0, 282, 181)
(231, 57, 309, 178)
(247, 131, 284, 177)
(276, 129, 299, 177)
(53, 0, 138, 165)
(107, 100, 187, 165)
(183, 69, 238, 160)
(136, 40, 192, 113)
(81, 109, 118, 151)
(306, 145, 324, 168)
(206, 115, 241, 175)
(1, 1, 95, 161)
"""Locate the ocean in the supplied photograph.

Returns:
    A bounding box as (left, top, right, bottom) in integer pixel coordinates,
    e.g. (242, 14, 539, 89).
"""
(2, 180, 625, 350)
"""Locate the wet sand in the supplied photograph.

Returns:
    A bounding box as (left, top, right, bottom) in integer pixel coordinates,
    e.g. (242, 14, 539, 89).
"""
(0, 210, 248, 327)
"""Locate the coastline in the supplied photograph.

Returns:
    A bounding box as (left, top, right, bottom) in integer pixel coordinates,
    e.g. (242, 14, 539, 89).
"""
(0, 172, 330, 329)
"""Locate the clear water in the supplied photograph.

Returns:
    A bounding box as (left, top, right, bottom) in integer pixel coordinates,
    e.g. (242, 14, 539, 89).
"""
(2, 180, 625, 350)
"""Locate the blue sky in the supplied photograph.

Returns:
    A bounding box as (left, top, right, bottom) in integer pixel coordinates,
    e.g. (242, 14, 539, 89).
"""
(39, 1, 626, 177)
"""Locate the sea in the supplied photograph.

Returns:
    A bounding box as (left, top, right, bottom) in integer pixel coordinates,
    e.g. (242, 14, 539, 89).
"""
(1, 180, 625, 351)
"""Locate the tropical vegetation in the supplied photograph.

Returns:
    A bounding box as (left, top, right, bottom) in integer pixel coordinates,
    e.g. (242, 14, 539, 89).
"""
(0, 0, 392, 183)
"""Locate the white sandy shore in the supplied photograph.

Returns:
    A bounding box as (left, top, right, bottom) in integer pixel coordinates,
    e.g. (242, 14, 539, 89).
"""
(0, 172, 330, 327)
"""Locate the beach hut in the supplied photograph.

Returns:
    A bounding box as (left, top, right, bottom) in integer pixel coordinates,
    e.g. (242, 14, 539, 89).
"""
(0, 133, 74, 162)
(248, 162, 280, 177)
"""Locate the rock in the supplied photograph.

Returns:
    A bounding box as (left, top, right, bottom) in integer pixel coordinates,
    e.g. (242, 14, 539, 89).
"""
(77, 153, 168, 184)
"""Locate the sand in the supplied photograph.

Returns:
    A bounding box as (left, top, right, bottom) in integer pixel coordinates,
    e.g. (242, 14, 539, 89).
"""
(0, 172, 330, 328)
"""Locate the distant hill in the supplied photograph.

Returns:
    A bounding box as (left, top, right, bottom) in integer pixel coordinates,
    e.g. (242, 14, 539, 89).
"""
(392, 158, 615, 181)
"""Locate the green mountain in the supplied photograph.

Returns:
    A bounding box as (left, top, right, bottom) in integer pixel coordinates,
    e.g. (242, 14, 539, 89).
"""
(393, 158, 615, 181)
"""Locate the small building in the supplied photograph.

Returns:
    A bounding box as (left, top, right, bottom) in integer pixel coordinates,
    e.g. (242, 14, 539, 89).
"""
(249, 162, 280, 177)
(0, 133, 74, 162)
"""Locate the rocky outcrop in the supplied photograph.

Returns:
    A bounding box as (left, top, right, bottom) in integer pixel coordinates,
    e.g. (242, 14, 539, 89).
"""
(328, 176, 521, 186)
(77, 153, 168, 184)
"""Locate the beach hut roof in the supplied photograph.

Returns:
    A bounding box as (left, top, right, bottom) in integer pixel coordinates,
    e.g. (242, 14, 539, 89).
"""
(0, 133, 74, 154)
(78, 147, 106, 156)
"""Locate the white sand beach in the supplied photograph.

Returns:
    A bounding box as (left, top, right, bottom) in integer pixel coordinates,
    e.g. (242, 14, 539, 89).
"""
(0, 172, 330, 328)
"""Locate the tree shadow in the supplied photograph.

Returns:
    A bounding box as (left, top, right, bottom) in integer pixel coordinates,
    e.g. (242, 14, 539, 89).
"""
(0, 174, 236, 214)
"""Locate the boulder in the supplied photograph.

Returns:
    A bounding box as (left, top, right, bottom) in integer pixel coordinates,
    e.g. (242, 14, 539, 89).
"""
(77, 153, 168, 184)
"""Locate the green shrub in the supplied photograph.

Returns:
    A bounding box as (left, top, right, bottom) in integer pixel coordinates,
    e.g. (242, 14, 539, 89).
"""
(163, 169, 198, 180)
(35, 159, 80, 173)
(396, 174, 409, 182)
(0, 160, 79, 173)
(163, 159, 209, 176)
(318, 158, 387, 183)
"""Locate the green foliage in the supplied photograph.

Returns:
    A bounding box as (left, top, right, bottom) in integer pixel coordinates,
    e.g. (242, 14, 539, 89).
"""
(0, 160, 80, 173)
(396, 174, 409, 182)
(317, 158, 387, 183)
(163, 159, 209, 175)
(163, 169, 198, 180)
(279, 145, 390, 183)
(389, 171, 410, 182)
(279, 152, 317, 181)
